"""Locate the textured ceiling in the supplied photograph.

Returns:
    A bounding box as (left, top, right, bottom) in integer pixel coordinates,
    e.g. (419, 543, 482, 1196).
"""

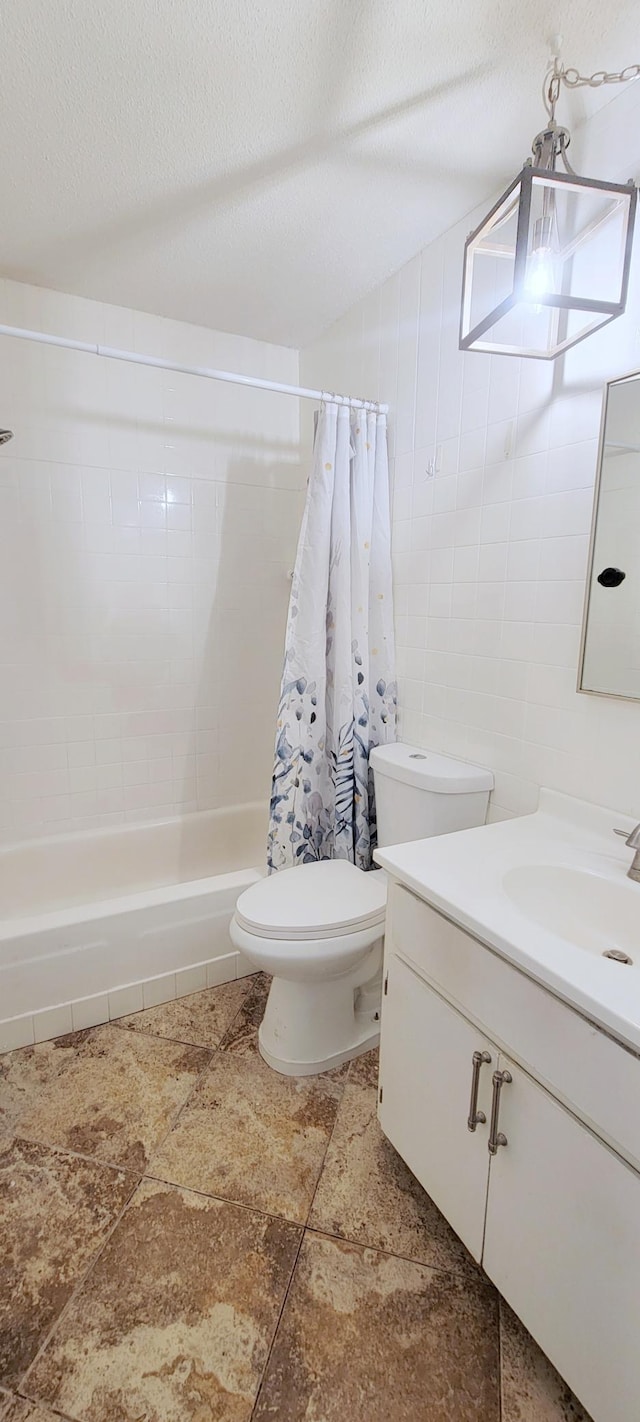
(1, 0, 639, 347)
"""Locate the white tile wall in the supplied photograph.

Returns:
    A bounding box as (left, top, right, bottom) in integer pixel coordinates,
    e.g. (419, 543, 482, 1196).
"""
(301, 81, 640, 822)
(0, 280, 305, 841)
(581, 378, 640, 698)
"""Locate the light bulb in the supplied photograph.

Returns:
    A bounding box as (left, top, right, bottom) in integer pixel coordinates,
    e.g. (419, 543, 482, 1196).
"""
(525, 212, 558, 308)
(526, 245, 555, 299)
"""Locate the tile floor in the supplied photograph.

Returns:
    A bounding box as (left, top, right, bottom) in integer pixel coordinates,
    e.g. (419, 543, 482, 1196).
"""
(0, 973, 593, 1422)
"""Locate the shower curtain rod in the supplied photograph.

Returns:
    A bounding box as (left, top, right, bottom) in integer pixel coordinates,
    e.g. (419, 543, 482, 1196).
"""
(0, 323, 388, 414)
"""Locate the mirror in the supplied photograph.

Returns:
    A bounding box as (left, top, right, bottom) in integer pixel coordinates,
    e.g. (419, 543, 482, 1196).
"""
(579, 371, 640, 700)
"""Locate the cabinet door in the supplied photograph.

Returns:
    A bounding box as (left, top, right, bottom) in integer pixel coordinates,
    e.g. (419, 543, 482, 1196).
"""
(378, 954, 494, 1261)
(483, 1056, 640, 1422)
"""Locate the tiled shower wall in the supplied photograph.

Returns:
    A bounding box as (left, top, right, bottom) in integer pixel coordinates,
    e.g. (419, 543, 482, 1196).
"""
(0, 280, 304, 842)
(301, 81, 640, 822)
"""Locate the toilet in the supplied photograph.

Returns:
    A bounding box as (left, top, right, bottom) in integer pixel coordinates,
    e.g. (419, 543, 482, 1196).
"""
(230, 743, 493, 1075)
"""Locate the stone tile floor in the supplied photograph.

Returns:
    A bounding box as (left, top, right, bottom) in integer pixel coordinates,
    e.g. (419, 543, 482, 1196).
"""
(0, 972, 592, 1422)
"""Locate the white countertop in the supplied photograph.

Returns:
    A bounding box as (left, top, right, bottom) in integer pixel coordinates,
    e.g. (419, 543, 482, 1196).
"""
(374, 790, 640, 1054)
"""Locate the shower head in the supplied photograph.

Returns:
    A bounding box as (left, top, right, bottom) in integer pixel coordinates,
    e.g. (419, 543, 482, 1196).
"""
(0, 430, 13, 445)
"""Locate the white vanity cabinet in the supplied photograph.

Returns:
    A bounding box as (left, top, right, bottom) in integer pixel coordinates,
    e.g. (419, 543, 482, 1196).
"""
(378, 882, 640, 1422)
(380, 952, 493, 1259)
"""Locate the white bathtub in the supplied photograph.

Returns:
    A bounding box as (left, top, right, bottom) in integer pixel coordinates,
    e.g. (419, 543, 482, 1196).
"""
(0, 802, 267, 1052)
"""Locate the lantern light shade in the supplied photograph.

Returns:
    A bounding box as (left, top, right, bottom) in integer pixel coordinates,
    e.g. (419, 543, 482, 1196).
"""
(460, 164, 637, 359)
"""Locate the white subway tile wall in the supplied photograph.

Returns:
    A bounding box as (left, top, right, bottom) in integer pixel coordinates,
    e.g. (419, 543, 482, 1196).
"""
(0, 280, 305, 841)
(301, 81, 640, 822)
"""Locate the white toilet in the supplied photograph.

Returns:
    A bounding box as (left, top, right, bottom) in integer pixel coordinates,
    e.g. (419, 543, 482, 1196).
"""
(230, 743, 493, 1075)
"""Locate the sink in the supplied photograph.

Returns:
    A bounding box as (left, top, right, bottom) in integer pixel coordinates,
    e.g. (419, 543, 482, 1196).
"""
(375, 788, 640, 1050)
(502, 864, 640, 963)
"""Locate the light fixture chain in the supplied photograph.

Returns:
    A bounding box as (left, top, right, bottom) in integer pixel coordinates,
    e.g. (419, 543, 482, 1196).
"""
(561, 62, 640, 89)
(544, 59, 640, 121)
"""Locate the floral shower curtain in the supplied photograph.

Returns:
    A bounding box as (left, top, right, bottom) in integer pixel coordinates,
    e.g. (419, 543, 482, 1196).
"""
(267, 402, 397, 873)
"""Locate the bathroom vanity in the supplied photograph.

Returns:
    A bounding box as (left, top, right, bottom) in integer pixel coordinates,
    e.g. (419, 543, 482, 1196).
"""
(375, 791, 640, 1422)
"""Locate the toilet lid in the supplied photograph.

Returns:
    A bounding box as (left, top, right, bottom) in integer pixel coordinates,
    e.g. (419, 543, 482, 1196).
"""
(235, 860, 387, 941)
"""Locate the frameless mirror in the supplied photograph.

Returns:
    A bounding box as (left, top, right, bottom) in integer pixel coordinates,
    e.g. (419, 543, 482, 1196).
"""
(580, 370, 640, 700)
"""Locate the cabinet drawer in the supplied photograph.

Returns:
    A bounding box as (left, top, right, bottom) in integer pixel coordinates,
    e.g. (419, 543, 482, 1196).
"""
(389, 881, 640, 1171)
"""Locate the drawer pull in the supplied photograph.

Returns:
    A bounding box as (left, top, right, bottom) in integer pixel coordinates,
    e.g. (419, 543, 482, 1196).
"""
(488, 1068, 512, 1154)
(467, 1049, 492, 1131)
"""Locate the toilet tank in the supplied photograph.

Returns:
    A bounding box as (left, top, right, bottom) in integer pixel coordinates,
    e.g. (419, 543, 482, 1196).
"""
(370, 743, 494, 848)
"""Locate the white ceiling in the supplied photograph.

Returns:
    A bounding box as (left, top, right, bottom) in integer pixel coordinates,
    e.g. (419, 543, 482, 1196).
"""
(1, 1, 638, 348)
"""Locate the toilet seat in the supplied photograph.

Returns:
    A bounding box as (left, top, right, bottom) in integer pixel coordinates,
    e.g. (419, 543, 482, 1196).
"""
(234, 859, 387, 941)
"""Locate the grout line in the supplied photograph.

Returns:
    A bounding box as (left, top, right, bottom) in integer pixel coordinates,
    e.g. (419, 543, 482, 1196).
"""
(16, 1165, 306, 1422)
(497, 1293, 504, 1422)
(249, 1228, 305, 1421)
(2, 452, 303, 487)
(6, 977, 262, 1182)
(108, 1017, 228, 1052)
(113, 978, 264, 1166)
(133, 1043, 221, 1160)
(141, 1171, 307, 1231)
(9, 1052, 215, 1180)
(301, 1057, 483, 1282)
(308, 1097, 345, 1207)
(7, 1133, 144, 1184)
(11, 1149, 308, 1408)
(214, 975, 268, 1054)
(302, 1061, 352, 1231)
(302, 1222, 479, 1281)
(247, 1210, 484, 1422)
(12, 1391, 78, 1422)
(16, 1165, 141, 1406)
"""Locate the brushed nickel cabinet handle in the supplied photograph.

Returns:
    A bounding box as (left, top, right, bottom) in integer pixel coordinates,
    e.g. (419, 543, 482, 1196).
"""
(467, 1049, 492, 1132)
(488, 1068, 512, 1154)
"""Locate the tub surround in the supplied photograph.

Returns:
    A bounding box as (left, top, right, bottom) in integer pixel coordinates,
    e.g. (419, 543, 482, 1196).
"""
(0, 278, 304, 845)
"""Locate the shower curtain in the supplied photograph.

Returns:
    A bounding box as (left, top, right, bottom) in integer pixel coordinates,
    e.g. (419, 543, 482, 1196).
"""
(267, 402, 396, 873)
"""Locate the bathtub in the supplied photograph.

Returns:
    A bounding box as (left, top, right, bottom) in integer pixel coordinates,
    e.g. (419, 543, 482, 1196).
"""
(0, 802, 267, 1052)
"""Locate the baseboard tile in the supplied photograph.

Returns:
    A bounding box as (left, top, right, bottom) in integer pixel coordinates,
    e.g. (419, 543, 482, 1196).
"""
(0, 949, 245, 1052)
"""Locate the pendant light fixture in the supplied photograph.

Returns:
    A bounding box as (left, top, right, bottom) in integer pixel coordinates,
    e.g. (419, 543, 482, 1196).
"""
(459, 57, 639, 359)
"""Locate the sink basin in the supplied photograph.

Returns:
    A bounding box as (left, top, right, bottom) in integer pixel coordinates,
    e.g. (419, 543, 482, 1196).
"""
(375, 789, 640, 1050)
(502, 865, 640, 963)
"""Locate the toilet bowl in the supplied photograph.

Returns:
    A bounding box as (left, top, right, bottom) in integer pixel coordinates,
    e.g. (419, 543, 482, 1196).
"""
(230, 859, 387, 1075)
(231, 742, 494, 1076)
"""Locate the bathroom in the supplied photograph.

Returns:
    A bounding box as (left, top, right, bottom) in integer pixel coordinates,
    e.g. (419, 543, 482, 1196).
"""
(1, 3, 640, 1419)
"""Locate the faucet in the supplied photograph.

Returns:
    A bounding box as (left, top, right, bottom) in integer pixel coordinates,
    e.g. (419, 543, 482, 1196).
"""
(614, 825, 640, 882)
